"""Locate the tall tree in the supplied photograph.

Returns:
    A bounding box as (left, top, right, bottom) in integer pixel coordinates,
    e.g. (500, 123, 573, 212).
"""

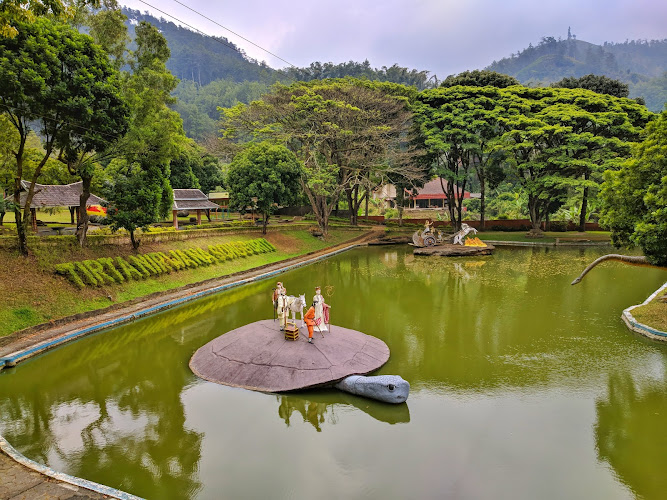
(600, 109, 667, 265)
(103, 21, 181, 248)
(0, 17, 128, 255)
(414, 85, 508, 230)
(227, 142, 303, 234)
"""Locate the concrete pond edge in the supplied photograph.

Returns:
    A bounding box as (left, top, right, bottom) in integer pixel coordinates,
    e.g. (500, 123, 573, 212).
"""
(0, 435, 144, 500)
(622, 281, 667, 341)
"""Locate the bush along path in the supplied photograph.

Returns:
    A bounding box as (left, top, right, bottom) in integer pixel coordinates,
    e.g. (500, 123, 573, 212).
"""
(55, 238, 276, 288)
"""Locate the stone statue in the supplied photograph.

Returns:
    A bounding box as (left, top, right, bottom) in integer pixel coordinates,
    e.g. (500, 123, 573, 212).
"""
(313, 286, 329, 332)
(452, 223, 478, 245)
(276, 288, 289, 331)
(335, 374, 410, 404)
(286, 294, 306, 325)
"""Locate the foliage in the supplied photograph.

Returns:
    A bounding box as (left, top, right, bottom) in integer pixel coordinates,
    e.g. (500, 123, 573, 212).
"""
(167, 139, 224, 195)
(282, 60, 437, 90)
(600, 110, 667, 265)
(550, 74, 629, 97)
(440, 70, 519, 88)
(0, 16, 129, 254)
(85, 4, 129, 70)
(495, 86, 652, 232)
(227, 142, 303, 234)
(630, 72, 667, 113)
(485, 33, 667, 111)
(487, 34, 667, 84)
(122, 7, 278, 87)
(414, 85, 510, 229)
(172, 79, 270, 140)
(103, 21, 185, 249)
(221, 78, 423, 236)
(1, 0, 74, 37)
(104, 156, 173, 249)
(485, 184, 528, 219)
(54, 238, 276, 288)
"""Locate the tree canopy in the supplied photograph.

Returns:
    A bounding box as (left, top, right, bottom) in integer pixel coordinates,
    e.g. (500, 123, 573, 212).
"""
(0, 16, 128, 254)
(227, 142, 303, 234)
(440, 70, 519, 88)
(600, 110, 667, 265)
(550, 74, 630, 98)
(222, 78, 422, 235)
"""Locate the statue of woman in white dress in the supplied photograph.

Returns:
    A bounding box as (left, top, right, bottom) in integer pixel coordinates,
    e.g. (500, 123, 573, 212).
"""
(313, 286, 328, 332)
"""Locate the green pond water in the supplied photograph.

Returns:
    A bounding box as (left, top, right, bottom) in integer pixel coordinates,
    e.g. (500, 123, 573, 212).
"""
(1, 246, 667, 499)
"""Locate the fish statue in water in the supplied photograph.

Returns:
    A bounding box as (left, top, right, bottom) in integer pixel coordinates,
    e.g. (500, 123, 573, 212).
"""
(335, 374, 409, 404)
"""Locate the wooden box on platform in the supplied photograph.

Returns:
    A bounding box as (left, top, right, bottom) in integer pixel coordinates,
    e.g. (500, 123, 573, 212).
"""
(284, 322, 299, 341)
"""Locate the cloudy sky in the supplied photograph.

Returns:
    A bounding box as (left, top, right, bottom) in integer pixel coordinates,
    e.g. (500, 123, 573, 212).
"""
(122, 0, 666, 78)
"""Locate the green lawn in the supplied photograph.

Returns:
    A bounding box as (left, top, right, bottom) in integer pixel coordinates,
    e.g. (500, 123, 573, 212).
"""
(632, 292, 667, 333)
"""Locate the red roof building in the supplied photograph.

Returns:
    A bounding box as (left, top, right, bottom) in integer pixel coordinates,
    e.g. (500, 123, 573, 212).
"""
(409, 178, 471, 208)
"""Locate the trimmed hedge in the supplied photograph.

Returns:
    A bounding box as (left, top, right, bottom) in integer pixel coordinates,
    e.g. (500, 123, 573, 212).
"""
(55, 238, 277, 289)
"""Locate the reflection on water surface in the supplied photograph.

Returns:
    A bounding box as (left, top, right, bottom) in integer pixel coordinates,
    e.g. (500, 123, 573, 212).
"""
(1, 246, 666, 499)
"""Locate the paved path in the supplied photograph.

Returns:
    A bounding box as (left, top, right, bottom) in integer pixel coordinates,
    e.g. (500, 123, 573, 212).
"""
(0, 452, 107, 500)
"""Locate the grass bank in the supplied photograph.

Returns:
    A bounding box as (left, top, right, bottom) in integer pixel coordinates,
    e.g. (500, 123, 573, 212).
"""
(381, 226, 612, 244)
(631, 291, 667, 333)
(0, 227, 363, 337)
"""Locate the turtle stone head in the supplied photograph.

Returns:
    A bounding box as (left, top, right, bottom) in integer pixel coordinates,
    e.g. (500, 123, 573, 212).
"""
(336, 374, 410, 404)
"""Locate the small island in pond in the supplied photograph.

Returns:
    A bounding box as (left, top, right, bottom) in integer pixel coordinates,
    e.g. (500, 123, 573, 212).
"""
(411, 222, 495, 256)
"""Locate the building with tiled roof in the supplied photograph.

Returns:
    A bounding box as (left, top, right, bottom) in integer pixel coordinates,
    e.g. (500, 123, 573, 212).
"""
(171, 188, 220, 228)
(15, 181, 106, 229)
(18, 180, 104, 208)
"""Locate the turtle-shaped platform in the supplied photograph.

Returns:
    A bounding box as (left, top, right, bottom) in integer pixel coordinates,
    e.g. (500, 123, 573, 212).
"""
(189, 320, 390, 392)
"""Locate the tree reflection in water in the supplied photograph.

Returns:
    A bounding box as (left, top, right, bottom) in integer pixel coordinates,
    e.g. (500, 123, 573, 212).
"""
(596, 368, 667, 500)
(277, 391, 410, 431)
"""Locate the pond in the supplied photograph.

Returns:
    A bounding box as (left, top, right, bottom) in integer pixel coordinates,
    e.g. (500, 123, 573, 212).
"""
(1, 246, 666, 499)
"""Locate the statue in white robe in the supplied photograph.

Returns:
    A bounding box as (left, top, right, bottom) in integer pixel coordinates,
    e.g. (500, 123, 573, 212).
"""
(313, 287, 328, 332)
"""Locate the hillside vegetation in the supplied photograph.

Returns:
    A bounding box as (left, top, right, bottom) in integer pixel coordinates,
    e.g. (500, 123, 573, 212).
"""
(486, 33, 667, 111)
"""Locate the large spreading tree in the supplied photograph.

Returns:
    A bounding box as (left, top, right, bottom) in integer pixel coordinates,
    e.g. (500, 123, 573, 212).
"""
(222, 78, 422, 236)
(495, 86, 652, 234)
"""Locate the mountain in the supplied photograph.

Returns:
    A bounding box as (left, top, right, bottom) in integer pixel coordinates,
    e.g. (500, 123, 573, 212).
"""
(485, 34, 667, 111)
(123, 8, 279, 86)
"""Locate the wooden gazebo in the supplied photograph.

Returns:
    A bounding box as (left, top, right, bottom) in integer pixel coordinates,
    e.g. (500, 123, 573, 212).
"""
(17, 180, 105, 230)
(172, 189, 220, 229)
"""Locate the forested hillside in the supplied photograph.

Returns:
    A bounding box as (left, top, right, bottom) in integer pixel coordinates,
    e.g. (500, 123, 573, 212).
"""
(123, 8, 279, 85)
(486, 32, 667, 111)
(122, 8, 437, 139)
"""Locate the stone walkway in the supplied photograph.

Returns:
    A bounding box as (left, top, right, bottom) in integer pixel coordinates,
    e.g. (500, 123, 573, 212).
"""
(0, 452, 107, 500)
